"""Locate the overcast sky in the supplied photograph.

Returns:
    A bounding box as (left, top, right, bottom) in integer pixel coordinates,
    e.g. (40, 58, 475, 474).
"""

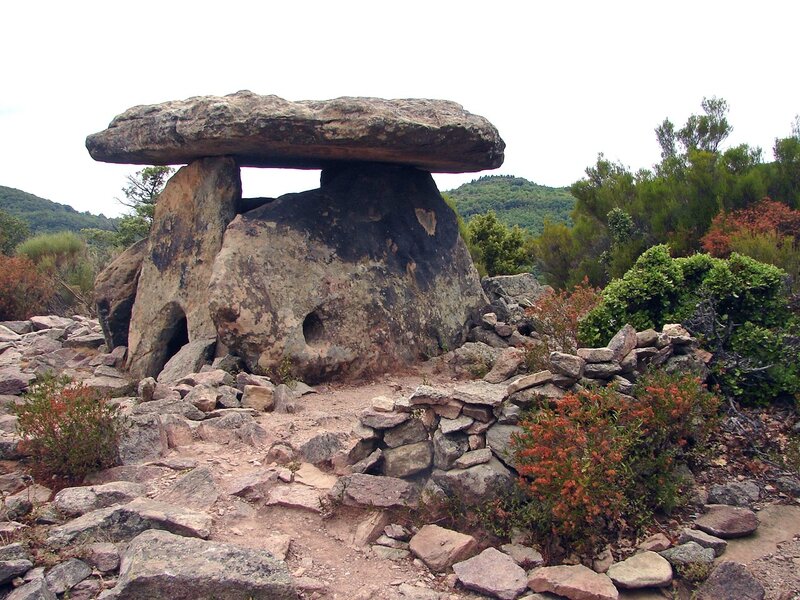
(2, 1, 798, 218)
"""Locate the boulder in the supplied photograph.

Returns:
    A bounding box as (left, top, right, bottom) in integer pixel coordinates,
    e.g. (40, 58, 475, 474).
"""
(430, 458, 513, 505)
(696, 561, 765, 600)
(607, 325, 637, 362)
(117, 414, 168, 464)
(506, 370, 553, 396)
(528, 565, 618, 600)
(86, 91, 504, 173)
(127, 157, 240, 379)
(44, 558, 92, 594)
(432, 430, 469, 470)
(6, 579, 57, 600)
(452, 547, 528, 600)
(606, 551, 672, 589)
(483, 347, 525, 383)
(208, 164, 486, 382)
(46, 498, 212, 548)
(482, 273, 549, 308)
(382, 441, 433, 478)
(53, 481, 144, 517)
(677, 529, 727, 556)
(156, 467, 219, 510)
(100, 529, 297, 599)
(330, 473, 416, 508)
(383, 419, 428, 448)
(486, 423, 522, 467)
(708, 481, 760, 507)
(155, 339, 217, 384)
(299, 432, 344, 465)
(658, 542, 715, 567)
(695, 504, 759, 538)
(408, 524, 477, 572)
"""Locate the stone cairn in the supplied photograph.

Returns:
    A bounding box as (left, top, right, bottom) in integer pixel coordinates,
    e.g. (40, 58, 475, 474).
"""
(90, 91, 504, 384)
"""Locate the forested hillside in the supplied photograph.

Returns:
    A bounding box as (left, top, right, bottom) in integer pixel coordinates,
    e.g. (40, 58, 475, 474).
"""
(0, 185, 117, 234)
(445, 175, 575, 235)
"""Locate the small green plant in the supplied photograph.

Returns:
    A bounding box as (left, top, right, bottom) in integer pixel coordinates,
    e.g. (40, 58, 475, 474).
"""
(276, 356, 297, 388)
(15, 375, 125, 485)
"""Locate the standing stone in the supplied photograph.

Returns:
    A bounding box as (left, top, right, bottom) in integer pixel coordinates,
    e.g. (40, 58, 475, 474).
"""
(86, 92, 504, 173)
(94, 239, 147, 350)
(209, 164, 486, 383)
(127, 157, 241, 379)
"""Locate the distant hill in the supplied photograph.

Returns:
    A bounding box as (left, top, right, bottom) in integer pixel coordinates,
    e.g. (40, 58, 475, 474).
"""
(445, 175, 575, 235)
(0, 186, 118, 234)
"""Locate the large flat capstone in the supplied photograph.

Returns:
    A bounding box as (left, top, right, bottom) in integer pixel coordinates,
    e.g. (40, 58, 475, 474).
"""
(86, 91, 505, 173)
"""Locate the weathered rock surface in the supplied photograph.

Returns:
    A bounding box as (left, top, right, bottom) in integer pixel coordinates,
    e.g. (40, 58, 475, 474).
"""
(695, 504, 759, 538)
(658, 542, 715, 566)
(209, 164, 486, 382)
(329, 473, 416, 508)
(409, 525, 477, 572)
(606, 551, 672, 589)
(452, 547, 528, 600)
(94, 239, 146, 350)
(707, 481, 760, 507)
(430, 458, 513, 505)
(127, 157, 240, 379)
(44, 558, 91, 594)
(696, 561, 765, 600)
(6, 579, 57, 600)
(677, 528, 728, 556)
(528, 565, 619, 600)
(382, 441, 433, 478)
(156, 466, 220, 510)
(53, 481, 144, 517)
(100, 529, 297, 599)
(86, 91, 504, 173)
(46, 498, 212, 548)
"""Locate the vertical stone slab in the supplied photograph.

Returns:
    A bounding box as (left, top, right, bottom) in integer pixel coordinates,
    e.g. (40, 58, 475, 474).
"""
(127, 157, 241, 379)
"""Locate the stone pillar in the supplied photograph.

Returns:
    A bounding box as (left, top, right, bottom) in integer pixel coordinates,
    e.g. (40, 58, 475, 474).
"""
(127, 157, 241, 379)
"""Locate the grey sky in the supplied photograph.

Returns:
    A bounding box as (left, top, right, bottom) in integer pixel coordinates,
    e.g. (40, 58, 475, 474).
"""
(1, 1, 798, 218)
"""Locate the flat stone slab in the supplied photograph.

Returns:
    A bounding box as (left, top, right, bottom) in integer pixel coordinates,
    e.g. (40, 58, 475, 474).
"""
(453, 547, 528, 600)
(46, 498, 212, 548)
(695, 504, 759, 538)
(101, 529, 297, 599)
(696, 561, 765, 600)
(409, 524, 477, 572)
(528, 565, 619, 600)
(329, 473, 416, 508)
(606, 551, 672, 589)
(86, 91, 504, 173)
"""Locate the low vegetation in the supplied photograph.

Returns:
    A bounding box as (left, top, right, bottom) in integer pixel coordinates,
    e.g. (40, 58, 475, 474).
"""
(14, 376, 124, 485)
(0, 255, 54, 320)
(508, 370, 719, 556)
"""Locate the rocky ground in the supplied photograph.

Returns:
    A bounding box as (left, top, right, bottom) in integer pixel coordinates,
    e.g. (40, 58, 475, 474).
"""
(0, 316, 799, 599)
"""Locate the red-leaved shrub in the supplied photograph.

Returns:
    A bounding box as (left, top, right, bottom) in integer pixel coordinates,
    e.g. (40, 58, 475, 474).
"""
(512, 370, 719, 553)
(0, 255, 54, 320)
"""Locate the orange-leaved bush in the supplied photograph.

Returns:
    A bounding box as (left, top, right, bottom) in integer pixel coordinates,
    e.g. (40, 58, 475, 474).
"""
(15, 375, 124, 484)
(523, 278, 600, 371)
(0, 255, 54, 320)
(512, 370, 719, 552)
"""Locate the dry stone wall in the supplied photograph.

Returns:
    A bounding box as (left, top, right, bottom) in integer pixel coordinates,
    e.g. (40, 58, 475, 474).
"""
(342, 323, 711, 502)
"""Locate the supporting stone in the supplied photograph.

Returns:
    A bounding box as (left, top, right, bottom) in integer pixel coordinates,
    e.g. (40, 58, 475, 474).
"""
(127, 157, 240, 379)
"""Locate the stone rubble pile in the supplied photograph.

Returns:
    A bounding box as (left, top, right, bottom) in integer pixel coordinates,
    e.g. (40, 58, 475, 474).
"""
(336, 322, 711, 508)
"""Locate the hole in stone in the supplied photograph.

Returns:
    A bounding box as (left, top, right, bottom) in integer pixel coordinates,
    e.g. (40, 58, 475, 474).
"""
(517, 321, 534, 336)
(303, 311, 325, 345)
(163, 312, 189, 368)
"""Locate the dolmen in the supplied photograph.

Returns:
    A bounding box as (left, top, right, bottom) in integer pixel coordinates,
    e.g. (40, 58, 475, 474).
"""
(90, 91, 505, 383)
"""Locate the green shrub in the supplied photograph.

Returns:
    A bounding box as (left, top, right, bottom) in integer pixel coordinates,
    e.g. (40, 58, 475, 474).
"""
(510, 370, 719, 554)
(579, 245, 798, 404)
(15, 376, 124, 484)
(0, 255, 54, 320)
(17, 231, 96, 312)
